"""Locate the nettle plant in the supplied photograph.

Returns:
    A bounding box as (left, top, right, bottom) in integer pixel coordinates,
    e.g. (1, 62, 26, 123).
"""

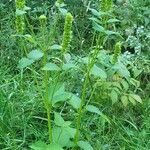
(15, 0, 143, 149)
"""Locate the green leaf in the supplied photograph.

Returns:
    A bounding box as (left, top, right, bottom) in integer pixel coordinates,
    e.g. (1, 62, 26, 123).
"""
(27, 50, 44, 61)
(47, 144, 63, 150)
(110, 90, 118, 104)
(42, 63, 60, 71)
(52, 92, 71, 106)
(48, 83, 71, 105)
(92, 22, 105, 33)
(68, 94, 81, 109)
(105, 30, 119, 36)
(78, 141, 94, 150)
(91, 65, 107, 79)
(18, 57, 34, 69)
(121, 79, 129, 91)
(89, 8, 101, 17)
(30, 141, 63, 150)
(129, 95, 136, 106)
(16, 9, 26, 16)
(59, 8, 68, 15)
(107, 18, 120, 23)
(121, 95, 129, 107)
(62, 63, 76, 70)
(54, 112, 65, 126)
(113, 63, 130, 78)
(30, 141, 47, 150)
(50, 44, 62, 50)
(130, 94, 142, 103)
(52, 126, 76, 147)
(86, 105, 101, 115)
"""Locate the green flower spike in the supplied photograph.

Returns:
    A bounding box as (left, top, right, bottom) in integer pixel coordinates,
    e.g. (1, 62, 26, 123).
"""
(61, 13, 73, 54)
(15, 0, 26, 34)
(112, 42, 121, 64)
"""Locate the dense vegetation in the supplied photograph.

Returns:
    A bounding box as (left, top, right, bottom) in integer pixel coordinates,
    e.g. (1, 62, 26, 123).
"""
(0, 0, 150, 149)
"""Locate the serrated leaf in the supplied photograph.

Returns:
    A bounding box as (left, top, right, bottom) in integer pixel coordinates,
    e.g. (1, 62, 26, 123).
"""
(86, 105, 101, 115)
(27, 50, 44, 61)
(110, 90, 118, 104)
(42, 63, 60, 71)
(130, 94, 142, 103)
(91, 65, 107, 79)
(78, 141, 94, 150)
(121, 95, 129, 107)
(18, 57, 34, 69)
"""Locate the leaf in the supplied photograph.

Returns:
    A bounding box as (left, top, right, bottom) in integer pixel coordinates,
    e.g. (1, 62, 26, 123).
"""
(121, 95, 129, 107)
(30, 141, 47, 150)
(50, 44, 62, 50)
(86, 105, 101, 115)
(91, 65, 107, 79)
(27, 50, 44, 61)
(18, 57, 34, 69)
(105, 30, 119, 36)
(30, 141, 63, 150)
(113, 63, 130, 78)
(121, 79, 129, 91)
(42, 63, 60, 71)
(62, 63, 76, 70)
(52, 126, 76, 147)
(52, 92, 71, 106)
(16, 9, 26, 16)
(68, 94, 81, 109)
(130, 94, 142, 103)
(54, 112, 65, 126)
(78, 141, 94, 150)
(59, 8, 68, 15)
(130, 78, 140, 88)
(110, 90, 118, 104)
(47, 144, 63, 150)
(89, 8, 101, 17)
(48, 83, 71, 105)
(92, 22, 105, 33)
(129, 95, 136, 106)
(107, 19, 120, 23)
